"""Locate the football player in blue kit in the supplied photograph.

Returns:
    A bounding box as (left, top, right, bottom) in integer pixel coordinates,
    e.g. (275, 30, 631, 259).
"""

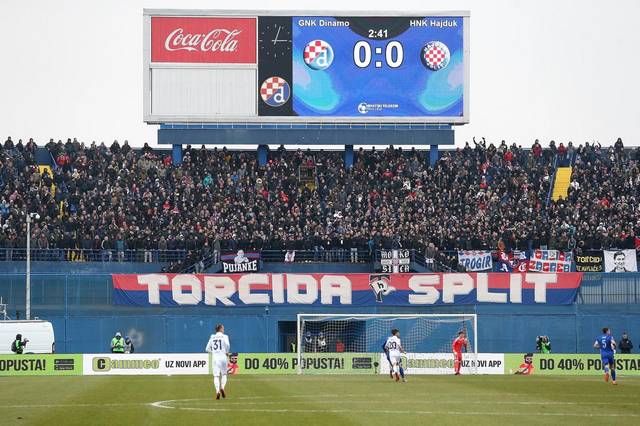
(593, 327, 617, 385)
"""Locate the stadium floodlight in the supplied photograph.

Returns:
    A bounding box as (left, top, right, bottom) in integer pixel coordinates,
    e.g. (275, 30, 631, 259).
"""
(297, 313, 478, 375)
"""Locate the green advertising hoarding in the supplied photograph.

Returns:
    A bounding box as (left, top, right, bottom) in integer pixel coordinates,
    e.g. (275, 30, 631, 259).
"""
(235, 353, 378, 375)
(504, 354, 640, 376)
(0, 355, 83, 376)
(5, 353, 639, 377)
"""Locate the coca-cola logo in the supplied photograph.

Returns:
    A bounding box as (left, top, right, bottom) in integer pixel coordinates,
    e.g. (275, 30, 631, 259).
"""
(164, 28, 241, 53)
(151, 17, 255, 63)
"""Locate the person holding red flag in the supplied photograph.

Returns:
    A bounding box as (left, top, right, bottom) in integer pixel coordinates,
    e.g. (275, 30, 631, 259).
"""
(452, 331, 469, 375)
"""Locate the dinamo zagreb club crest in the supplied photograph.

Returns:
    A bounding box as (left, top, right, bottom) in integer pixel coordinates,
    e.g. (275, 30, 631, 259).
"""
(303, 40, 334, 70)
(421, 41, 450, 71)
(260, 77, 291, 107)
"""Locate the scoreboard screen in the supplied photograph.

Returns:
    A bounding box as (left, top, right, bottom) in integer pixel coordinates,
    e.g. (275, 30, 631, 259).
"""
(143, 11, 469, 124)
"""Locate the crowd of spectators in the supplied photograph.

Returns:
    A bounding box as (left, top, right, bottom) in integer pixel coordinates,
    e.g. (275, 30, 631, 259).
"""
(0, 135, 638, 271)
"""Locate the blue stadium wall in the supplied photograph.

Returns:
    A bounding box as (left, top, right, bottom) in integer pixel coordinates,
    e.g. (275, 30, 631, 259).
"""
(0, 266, 639, 354)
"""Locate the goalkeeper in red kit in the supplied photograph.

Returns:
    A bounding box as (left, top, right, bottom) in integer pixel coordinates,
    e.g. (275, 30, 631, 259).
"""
(452, 331, 468, 375)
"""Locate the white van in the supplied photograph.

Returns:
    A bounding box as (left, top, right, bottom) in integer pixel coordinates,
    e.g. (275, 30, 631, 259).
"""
(0, 320, 55, 354)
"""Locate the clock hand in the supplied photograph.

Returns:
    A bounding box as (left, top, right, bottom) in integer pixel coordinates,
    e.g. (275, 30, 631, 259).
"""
(272, 26, 281, 45)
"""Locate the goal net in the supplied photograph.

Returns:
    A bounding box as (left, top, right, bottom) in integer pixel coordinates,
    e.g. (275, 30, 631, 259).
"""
(297, 314, 477, 375)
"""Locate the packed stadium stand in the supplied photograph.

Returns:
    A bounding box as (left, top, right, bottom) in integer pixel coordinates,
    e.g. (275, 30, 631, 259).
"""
(1, 136, 639, 273)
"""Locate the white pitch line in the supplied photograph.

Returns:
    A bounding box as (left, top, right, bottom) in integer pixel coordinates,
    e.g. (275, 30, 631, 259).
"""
(3, 394, 639, 412)
(0, 402, 145, 409)
(0, 399, 637, 415)
(236, 393, 387, 399)
(147, 402, 640, 418)
(183, 400, 640, 407)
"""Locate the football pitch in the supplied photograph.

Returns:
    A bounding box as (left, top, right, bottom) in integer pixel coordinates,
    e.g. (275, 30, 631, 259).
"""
(0, 375, 638, 425)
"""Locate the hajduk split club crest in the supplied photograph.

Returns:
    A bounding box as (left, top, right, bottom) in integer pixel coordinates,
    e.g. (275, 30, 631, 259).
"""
(421, 41, 450, 71)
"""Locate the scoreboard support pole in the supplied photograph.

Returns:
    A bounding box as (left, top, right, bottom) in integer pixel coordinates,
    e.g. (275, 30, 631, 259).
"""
(429, 145, 440, 167)
(172, 144, 182, 166)
(344, 145, 354, 168)
(258, 144, 268, 166)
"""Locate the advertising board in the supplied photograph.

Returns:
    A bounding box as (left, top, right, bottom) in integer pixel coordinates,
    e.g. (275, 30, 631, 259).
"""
(0, 354, 82, 376)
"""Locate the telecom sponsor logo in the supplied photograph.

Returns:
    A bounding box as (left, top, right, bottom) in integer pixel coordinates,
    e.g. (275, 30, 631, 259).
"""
(356, 102, 399, 114)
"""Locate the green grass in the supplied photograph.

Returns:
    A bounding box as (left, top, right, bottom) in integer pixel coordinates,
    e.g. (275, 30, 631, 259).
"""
(0, 375, 638, 425)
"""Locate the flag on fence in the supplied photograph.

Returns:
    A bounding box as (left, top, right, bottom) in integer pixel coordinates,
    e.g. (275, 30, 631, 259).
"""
(528, 250, 573, 273)
(457, 250, 493, 271)
(603, 249, 638, 273)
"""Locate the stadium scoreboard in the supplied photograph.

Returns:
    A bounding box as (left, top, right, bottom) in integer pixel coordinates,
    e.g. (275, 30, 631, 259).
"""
(143, 10, 469, 124)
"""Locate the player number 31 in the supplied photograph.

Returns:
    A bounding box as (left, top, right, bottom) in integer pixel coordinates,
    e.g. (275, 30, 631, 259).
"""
(353, 40, 403, 69)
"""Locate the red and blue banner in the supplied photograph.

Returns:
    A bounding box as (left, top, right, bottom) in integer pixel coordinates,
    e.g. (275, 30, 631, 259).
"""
(112, 273, 583, 307)
(494, 251, 529, 272)
(528, 250, 574, 273)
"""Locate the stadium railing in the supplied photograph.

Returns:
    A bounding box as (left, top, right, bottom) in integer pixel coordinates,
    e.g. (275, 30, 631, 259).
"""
(0, 248, 187, 263)
(2, 246, 637, 268)
(181, 252, 219, 274)
(261, 249, 372, 263)
(410, 250, 456, 273)
(546, 153, 559, 206)
(578, 272, 640, 304)
(178, 248, 374, 273)
(418, 249, 640, 272)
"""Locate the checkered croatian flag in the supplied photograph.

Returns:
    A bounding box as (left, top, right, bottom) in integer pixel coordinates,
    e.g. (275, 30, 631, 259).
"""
(303, 40, 334, 70)
(421, 41, 451, 71)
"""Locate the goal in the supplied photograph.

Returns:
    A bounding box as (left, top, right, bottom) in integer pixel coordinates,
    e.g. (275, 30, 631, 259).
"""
(296, 313, 478, 375)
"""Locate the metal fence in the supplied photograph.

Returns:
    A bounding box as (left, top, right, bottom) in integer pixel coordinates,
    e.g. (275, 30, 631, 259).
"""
(260, 249, 372, 263)
(578, 273, 640, 304)
(0, 248, 187, 263)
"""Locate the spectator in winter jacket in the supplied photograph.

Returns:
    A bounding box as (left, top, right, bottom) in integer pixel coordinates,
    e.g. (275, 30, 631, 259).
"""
(619, 332, 633, 354)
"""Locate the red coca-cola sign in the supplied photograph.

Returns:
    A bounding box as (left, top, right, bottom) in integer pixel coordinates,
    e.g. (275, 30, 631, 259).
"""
(151, 16, 256, 63)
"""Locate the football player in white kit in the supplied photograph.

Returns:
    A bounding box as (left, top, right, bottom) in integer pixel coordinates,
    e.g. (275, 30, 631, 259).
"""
(206, 324, 231, 400)
(385, 329, 405, 382)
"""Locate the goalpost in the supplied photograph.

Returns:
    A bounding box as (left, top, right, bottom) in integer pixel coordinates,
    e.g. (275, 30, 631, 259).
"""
(296, 313, 478, 375)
